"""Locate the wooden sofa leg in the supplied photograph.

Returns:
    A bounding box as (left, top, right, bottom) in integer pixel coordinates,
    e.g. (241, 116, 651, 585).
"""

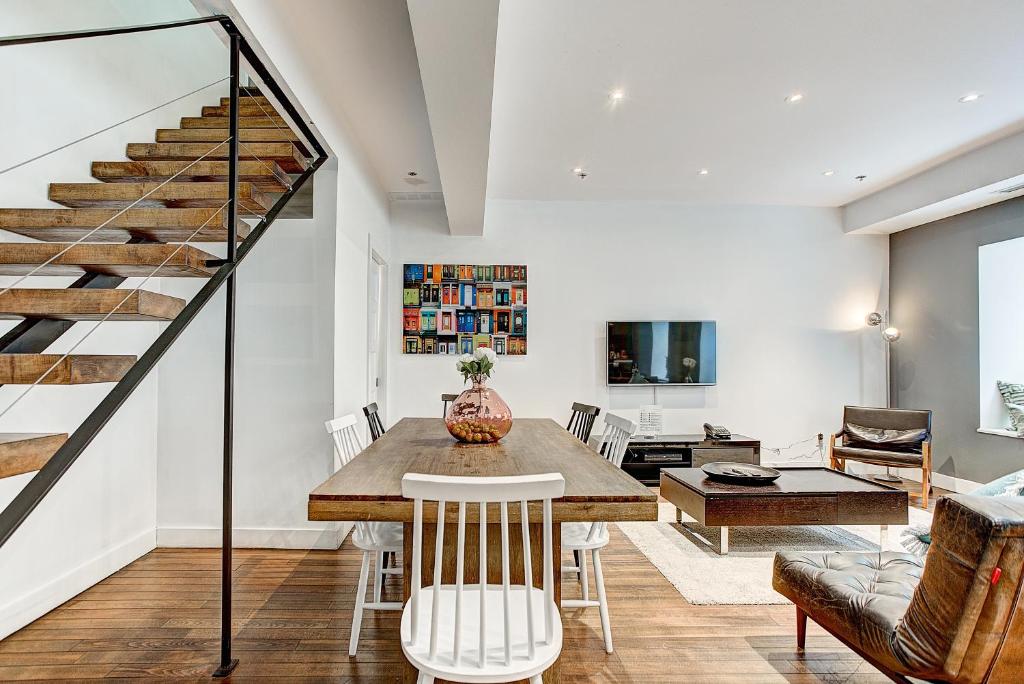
(796, 605, 807, 650)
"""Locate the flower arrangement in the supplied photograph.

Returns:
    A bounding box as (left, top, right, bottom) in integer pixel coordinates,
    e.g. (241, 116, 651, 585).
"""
(456, 346, 497, 384)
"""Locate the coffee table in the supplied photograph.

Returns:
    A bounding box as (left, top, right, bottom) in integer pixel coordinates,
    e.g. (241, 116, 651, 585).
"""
(659, 466, 908, 554)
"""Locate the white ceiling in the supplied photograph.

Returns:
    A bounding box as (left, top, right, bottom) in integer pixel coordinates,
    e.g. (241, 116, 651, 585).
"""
(227, 0, 441, 195)
(485, 0, 1024, 206)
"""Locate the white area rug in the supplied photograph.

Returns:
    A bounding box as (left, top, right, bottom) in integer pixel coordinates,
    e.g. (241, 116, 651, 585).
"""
(616, 502, 932, 605)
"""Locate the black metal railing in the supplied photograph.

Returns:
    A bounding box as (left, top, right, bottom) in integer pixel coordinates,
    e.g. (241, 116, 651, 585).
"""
(0, 14, 328, 676)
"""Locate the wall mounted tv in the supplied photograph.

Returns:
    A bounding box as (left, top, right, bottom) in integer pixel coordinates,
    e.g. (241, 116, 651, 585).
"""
(607, 321, 717, 386)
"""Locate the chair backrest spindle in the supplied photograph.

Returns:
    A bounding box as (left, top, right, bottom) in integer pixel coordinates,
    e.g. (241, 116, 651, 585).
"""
(362, 402, 386, 441)
(567, 402, 601, 444)
(401, 472, 565, 671)
(325, 414, 373, 542)
(589, 413, 637, 542)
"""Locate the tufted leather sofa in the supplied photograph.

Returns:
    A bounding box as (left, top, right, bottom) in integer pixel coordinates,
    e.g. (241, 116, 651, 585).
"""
(773, 494, 1024, 683)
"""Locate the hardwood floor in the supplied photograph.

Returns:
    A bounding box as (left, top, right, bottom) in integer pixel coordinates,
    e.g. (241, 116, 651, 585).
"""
(2, 476, 942, 682)
(0, 525, 897, 682)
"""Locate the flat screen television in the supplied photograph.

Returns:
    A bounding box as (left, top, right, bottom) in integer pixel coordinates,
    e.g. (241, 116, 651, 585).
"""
(607, 321, 717, 386)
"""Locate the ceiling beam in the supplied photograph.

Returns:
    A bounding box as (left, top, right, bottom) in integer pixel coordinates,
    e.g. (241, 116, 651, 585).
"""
(843, 129, 1024, 234)
(407, 0, 499, 236)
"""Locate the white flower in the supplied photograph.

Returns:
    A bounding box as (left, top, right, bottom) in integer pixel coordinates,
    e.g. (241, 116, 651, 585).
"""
(474, 347, 497, 363)
(459, 353, 474, 364)
(456, 359, 465, 371)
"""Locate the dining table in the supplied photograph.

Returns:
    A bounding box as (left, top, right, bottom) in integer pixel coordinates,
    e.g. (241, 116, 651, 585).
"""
(308, 416, 658, 682)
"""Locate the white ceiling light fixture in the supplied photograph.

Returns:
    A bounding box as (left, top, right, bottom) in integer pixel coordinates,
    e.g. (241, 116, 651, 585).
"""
(572, 166, 588, 179)
(697, 168, 710, 176)
(958, 92, 983, 103)
(784, 92, 804, 104)
(609, 89, 626, 102)
(823, 170, 835, 176)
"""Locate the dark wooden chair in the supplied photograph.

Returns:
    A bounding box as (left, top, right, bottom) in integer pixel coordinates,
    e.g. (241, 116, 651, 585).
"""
(441, 393, 459, 418)
(362, 402, 385, 442)
(567, 402, 601, 444)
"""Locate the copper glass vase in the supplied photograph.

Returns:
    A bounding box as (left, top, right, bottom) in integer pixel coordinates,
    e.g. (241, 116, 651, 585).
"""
(445, 378, 513, 444)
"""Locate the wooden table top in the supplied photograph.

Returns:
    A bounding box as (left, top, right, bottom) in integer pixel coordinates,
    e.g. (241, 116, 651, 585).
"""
(662, 466, 905, 498)
(309, 417, 658, 523)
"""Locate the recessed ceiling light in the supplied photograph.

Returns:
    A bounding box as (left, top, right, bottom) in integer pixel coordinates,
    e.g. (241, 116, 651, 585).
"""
(822, 170, 835, 176)
(958, 92, 982, 103)
(785, 93, 804, 104)
(609, 89, 625, 102)
(572, 166, 588, 179)
(697, 168, 710, 176)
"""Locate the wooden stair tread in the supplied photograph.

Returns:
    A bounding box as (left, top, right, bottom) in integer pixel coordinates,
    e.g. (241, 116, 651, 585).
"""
(155, 128, 306, 154)
(125, 142, 307, 174)
(0, 207, 247, 242)
(0, 289, 185, 321)
(202, 103, 288, 117)
(0, 433, 68, 480)
(0, 354, 135, 385)
(180, 115, 287, 129)
(91, 161, 289, 193)
(219, 95, 272, 107)
(48, 181, 271, 214)
(0, 243, 217, 277)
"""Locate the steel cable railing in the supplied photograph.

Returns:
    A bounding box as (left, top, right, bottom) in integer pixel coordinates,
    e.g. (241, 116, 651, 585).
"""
(0, 14, 328, 678)
(0, 76, 229, 178)
(0, 200, 231, 421)
(0, 137, 232, 296)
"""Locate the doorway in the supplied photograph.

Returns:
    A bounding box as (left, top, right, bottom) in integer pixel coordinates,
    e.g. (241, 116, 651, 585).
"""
(367, 249, 388, 421)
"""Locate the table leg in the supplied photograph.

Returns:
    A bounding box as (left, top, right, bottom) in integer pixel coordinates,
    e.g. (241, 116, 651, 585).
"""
(402, 522, 562, 683)
(720, 526, 729, 555)
(675, 507, 683, 523)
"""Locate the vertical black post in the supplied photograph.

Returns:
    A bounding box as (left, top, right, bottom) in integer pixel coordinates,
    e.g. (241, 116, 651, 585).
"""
(213, 27, 241, 679)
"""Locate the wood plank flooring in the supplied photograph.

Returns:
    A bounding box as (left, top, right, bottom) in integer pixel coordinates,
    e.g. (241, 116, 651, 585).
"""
(0, 522, 894, 682)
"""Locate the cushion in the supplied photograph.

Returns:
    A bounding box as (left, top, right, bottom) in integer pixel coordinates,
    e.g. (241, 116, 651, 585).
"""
(997, 381, 1024, 431)
(972, 469, 1024, 497)
(844, 422, 927, 452)
(1008, 403, 1024, 434)
(832, 444, 924, 467)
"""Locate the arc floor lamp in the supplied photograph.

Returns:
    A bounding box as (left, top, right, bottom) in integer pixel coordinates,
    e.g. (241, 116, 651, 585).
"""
(866, 310, 902, 482)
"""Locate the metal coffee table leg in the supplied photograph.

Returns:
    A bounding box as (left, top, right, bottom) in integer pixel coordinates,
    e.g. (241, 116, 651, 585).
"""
(720, 526, 729, 554)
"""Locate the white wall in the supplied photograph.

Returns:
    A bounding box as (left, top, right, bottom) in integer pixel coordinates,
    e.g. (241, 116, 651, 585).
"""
(155, 169, 340, 549)
(389, 200, 889, 459)
(979, 235, 1024, 432)
(0, 0, 225, 639)
(151, 0, 395, 547)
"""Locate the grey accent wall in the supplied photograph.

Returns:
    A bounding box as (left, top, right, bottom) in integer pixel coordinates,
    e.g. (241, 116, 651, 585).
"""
(890, 196, 1024, 484)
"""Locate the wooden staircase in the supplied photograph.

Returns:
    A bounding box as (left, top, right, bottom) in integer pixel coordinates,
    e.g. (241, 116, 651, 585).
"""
(0, 90, 310, 481)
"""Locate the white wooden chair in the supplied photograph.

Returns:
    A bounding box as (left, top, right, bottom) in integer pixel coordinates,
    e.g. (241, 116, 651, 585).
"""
(325, 414, 403, 656)
(400, 472, 565, 683)
(561, 412, 636, 653)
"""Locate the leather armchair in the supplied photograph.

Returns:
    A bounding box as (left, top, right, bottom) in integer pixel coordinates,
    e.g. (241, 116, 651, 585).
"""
(773, 494, 1024, 683)
(829, 405, 933, 507)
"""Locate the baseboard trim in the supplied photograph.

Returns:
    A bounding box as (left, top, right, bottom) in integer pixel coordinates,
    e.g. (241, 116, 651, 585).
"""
(848, 463, 981, 493)
(0, 527, 156, 640)
(157, 523, 351, 550)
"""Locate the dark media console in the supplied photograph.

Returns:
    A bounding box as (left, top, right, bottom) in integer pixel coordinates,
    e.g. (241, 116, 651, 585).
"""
(618, 434, 761, 485)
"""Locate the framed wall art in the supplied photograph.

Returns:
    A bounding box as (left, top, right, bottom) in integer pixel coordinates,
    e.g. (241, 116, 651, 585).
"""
(402, 263, 527, 355)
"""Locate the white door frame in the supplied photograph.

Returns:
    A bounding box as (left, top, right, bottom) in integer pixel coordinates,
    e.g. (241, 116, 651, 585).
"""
(366, 246, 388, 422)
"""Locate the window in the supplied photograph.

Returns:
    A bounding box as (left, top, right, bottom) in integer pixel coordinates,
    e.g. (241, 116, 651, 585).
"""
(978, 235, 1024, 435)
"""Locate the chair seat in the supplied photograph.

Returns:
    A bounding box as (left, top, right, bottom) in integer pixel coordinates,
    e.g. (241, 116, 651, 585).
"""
(400, 584, 561, 683)
(561, 522, 608, 550)
(352, 521, 403, 552)
(833, 444, 924, 467)
(772, 551, 923, 666)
